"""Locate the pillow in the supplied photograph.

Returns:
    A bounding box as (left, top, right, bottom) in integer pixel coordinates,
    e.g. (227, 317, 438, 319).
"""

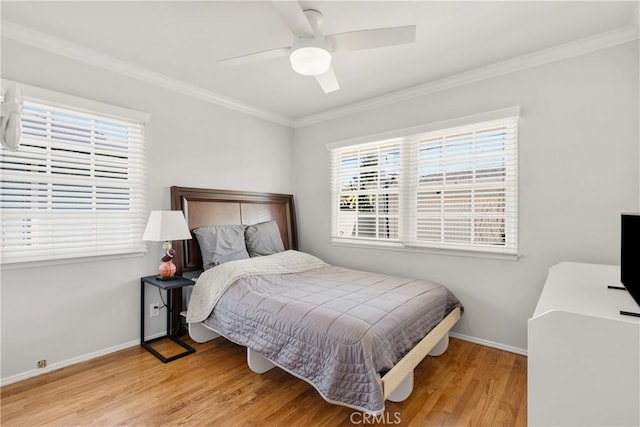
(193, 224, 249, 270)
(245, 220, 285, 257)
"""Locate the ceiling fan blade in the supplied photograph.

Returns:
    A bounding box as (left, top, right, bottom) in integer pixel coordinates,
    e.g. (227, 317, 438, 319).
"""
(271, 1, 314, 37)
(327, 25, 416, 52)
(315, 66, 340, 93)
(220, 47, 291, 66)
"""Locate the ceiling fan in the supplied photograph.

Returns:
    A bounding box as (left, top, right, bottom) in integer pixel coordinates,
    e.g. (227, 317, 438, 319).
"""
(220, 1, 416, 93)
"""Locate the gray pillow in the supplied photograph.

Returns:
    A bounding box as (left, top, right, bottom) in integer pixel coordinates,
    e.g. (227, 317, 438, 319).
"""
(245, 220, 285, 257)
(193, 224, 249, 270)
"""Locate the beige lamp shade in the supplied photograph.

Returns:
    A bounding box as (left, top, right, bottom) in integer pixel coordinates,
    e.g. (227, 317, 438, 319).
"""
(142, 211, 192, 242)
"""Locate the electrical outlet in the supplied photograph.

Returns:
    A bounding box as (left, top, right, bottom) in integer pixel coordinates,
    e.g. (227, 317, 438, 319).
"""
(150, 303, 160, 317)
(37, 359, 47, 368)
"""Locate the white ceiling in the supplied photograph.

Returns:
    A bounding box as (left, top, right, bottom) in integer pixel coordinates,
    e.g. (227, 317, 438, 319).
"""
(1, 1, 637, 123)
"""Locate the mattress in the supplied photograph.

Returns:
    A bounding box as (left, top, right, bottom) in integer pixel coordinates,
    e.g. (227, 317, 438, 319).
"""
(190, 252, 462, 414)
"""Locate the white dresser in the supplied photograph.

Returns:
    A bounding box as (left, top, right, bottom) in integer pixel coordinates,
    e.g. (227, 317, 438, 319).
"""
(528, 262, 640, 426)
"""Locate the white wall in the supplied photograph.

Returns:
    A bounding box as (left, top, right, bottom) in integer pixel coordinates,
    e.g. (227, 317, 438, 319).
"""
(0, 38, 293, 382)
(0, 34, 637, 384)
(293, 41, 640, 352)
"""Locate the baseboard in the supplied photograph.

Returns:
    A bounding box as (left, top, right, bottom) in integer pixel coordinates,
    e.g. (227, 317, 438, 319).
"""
(450, 332, 528, 356)
(0, 332, 166, 387)
(1, 331, 526, 386)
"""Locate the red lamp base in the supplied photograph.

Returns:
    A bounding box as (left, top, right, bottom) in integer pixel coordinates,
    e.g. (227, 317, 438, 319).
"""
(158, 261, 177, 279)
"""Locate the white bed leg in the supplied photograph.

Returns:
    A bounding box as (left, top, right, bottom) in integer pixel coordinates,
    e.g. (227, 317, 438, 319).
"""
(387, 371, 414, 402)
(188, 322, 221, 343)
(247, 348, 276, 374)
(428, 333, 449, 356)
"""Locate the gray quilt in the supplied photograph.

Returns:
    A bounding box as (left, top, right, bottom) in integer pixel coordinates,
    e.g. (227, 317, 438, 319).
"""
(203, 265, 462, 414)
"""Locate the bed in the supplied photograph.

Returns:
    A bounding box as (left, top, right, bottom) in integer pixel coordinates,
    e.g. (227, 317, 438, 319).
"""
(170, 186, 463, 415)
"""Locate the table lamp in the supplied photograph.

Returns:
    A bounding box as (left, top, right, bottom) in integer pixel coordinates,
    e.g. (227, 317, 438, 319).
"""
(142, 210, 192, 280)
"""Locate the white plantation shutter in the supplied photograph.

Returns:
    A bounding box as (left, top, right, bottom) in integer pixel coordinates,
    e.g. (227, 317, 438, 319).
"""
(1, 94, 147, 264)
(330, 114, 518, 256)
(331, 141, 401, 241)
(406, 117, 518, 254)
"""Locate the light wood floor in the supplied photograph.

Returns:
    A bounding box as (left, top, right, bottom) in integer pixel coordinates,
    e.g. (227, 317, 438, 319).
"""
(1, 337, 527, 426)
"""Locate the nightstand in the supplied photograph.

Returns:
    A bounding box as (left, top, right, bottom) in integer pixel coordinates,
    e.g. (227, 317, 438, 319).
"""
(140, 275, 195, 363)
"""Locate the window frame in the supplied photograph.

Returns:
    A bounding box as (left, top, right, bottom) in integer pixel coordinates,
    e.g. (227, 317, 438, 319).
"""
(0, 80, 149, 266)
(328, 107, 520, 260)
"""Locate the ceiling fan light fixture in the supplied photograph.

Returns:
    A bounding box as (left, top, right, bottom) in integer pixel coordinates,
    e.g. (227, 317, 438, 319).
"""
(289, 46, 331, 76)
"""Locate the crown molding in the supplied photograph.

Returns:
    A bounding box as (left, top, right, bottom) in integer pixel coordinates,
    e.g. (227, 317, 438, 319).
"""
(1, 20, 294, 127)
(2, 19, 637, 131)
(292, 24, 640, 128)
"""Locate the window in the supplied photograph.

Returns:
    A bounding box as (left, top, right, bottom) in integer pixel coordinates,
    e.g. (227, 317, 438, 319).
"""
(333, 141, 401, 240)
(0, 83, 147, 264)
(330, 111, 518, 256)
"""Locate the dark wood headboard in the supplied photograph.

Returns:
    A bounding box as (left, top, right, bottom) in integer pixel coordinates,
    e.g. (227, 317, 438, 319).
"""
(170, 186, 298, 274)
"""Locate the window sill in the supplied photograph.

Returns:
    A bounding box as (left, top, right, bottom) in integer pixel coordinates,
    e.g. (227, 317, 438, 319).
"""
(1, 251, 147, 271)
(329, 238, 520, 261)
